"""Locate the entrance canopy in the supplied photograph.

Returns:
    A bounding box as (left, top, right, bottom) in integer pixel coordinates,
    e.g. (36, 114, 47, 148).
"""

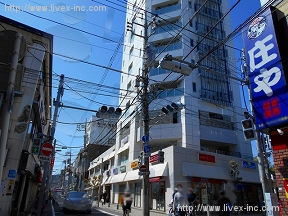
(101, 176, 112, 185)
(110, 173, 126, 183)
(123, 162, 168, 182)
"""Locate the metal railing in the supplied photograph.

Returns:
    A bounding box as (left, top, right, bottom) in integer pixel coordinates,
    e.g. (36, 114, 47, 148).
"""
(156, 42, 182, 54)
(152, 3, 181, 15)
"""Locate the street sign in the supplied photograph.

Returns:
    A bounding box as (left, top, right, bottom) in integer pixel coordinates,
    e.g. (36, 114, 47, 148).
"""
(50, 157, 55, 166)
(39, 155, 51, 162)
(144, 152, 150, 158)
(41, 142, 53, 156)
(143, 144, 150, 154)
(142, 135, 149, 142)
(139, 165, 147, 172)
(138, 171, 150, 176)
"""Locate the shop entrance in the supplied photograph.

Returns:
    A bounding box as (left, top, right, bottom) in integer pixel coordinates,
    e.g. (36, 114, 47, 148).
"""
(104, 185, 111, 203)
(134, 182, 141, 207)
(149, 177, 165, 211)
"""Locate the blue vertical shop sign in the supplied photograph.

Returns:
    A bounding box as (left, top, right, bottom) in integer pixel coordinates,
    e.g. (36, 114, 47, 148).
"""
(243, 8, 288, 130)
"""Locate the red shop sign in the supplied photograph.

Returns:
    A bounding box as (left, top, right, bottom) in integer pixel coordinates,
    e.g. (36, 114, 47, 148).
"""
(149, 177, 161, 183)
(149, 154, 158, 163)
(198, 153, 215, 163)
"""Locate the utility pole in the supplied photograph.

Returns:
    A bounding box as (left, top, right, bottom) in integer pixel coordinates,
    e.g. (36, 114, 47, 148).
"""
(97, 158, 103, 207)
(241, 51, 273, 214)
(0, 31, 23, 182)
(142, 10, 150, 216)
(46, 139, 56, 192)
(128, 10, 156, 215)
(36, 74, 64, 216)
(62, 160, 67, 190)
(68, 149, 72, 191)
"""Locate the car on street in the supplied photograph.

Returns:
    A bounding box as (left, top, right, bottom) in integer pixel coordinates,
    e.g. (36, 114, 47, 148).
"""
(63, 191, 92, 214)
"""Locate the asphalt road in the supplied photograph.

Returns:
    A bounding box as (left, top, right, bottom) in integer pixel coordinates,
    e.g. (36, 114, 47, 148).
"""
(54, 203, 122, 216)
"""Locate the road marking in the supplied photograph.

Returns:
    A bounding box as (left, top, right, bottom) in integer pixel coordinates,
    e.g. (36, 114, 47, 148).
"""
(96, 209, 119, 216)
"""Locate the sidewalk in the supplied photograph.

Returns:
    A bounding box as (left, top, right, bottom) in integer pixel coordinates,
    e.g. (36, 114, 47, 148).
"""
(40, 200, 55, 216)
(93, 202, 265, 216)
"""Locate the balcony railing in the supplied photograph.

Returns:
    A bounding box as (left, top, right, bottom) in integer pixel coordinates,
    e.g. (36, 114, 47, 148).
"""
(200, 148, 253, 161)
(156, 42, 182, 54)
(200, 148, 241, 158)
(154, 22, 182, 34)
(157, 87, 184, 98)
(152, 3, 181, 15)
(150, 67, 170, 76)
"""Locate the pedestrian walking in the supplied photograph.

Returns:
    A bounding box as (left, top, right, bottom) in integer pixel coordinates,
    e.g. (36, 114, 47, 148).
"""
(217, 190, 232, 216)
(173, 184, 187, 216)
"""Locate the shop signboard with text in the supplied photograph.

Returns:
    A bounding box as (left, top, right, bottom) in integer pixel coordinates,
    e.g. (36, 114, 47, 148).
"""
(243, 7, 288, 130)
(198, 153, 215, 163)
(113, 168, 118, 175)
(149, 154, 158, 163)
(242, 161, 256, 169)
(130, 161, 138, 169)
(120, 165, 126, 173)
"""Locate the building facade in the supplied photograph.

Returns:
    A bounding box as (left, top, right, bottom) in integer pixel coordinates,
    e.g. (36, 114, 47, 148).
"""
(0, 16, 53, 215)
(266, 0, 288, 214)
(88, 0, 262, 212)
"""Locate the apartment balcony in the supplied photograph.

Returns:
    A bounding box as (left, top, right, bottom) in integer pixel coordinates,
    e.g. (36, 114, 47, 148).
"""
(156, 42, 182, 54)
(150, 67, 170, 77)
(156, 87, 184, 99)
(154, 22, 182, 35)
(150, 25, 182, 43)
(152, 3, 181, 15)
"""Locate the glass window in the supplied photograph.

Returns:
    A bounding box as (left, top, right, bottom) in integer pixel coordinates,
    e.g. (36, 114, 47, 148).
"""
(129, 46, 134, 59)
(119, 149, 129, 165)
(128, 63, 133, 75)
(193, 82, 196, 92)
(150, 180, 165, 211)
(190, 39, 194, 47)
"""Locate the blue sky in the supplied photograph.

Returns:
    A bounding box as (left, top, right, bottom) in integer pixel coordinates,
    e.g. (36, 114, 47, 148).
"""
(0, 0, 262, 174)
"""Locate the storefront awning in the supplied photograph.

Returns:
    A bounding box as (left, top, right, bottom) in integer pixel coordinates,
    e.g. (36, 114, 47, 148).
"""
(117, 143, 129, 154)
(123, 170, 142, 182)
(107, 152, 115, 160)
(101, 176, 112, 185)
(183, 162, 229, 179)
(150, 162, 168, 178)
(110, 173, 127, 183)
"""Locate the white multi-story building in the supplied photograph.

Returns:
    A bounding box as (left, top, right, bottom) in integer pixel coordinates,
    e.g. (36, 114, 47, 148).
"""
(85, 115, 116, 146)
(88, 0, 261, 212)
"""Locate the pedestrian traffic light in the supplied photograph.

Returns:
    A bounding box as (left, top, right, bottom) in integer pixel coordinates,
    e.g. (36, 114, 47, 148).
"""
(241, 119, 255, 141)
(31, 138, 42, 155)
(138, 151, 143, 168)
(158, 150, 164, 163)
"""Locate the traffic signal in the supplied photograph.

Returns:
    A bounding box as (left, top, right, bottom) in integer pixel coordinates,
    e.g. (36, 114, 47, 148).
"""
(161, 102, 183, 114)
(31, 138, 42, 155)
(241, 119, 255, 141)
(158, 150, 164, 163)
(96, 106, 122, 118)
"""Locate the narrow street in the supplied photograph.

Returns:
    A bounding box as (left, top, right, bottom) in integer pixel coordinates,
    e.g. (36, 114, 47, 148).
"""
(53, 203, 122, 216)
